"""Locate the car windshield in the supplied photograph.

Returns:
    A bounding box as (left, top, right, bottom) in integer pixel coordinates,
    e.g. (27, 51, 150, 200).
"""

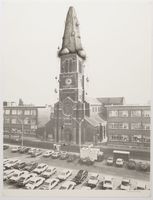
(105, 180, 111, 184)
(122, 181, 129, 186)
(29, 181, 35, 184)
(60, 186, 66, 190)
(13, 174, 18, 177)
(46, 169, 51, 172)
(38, 166, 42, 169)
(51, 180, 56, 185)
(19, 177, 25, 181)
(90, 176, 97, 180)
(60, 172, 66, 176)
(44, 182, 50, 186)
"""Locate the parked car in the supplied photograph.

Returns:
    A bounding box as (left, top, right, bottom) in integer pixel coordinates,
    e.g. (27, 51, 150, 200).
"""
(67, 155, 76, 162)
(11, 146, 21, 153)
(23, 162, 38, 172)
(16, 173, 37, 187)
(120, 178, 131, 190)
(3, 158, 15, 166)
(87, 173, 99, 188)
(72, 169, 88, 185)
(79, 157, 94, 166)
(3, 169, 16, 181)
(106, 157, 114, 166)
(51, 151, 60, 159)
(80, 186, 92, 190)
(28, 148, 37, 154)
(127, 159, 136, 170)
(31, 150, 42, 157)
(5, 159, 20, 169)
(3, 145, 9, 150)
(19, 147, 30, 153)
(60, 151, 69, 160)
(43, 150, 54, 157)
(25, 177, 45, 190)
(137, 161, 149, 172)
(8, 170, 28, 183)
(116, 158, 124, 167)
(39, 178, 59, 190)
(32, 163, 48, 174)
(14, 161, 27, 170)
(40, 167, 56, 179)
(135, 182, 147, 190)
(59, 181, 76, 190)
(103, 177, 113, 190)
(57, 169, 72, 181)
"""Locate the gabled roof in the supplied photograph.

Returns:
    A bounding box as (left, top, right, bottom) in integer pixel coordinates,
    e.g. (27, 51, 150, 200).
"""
(86, 97, 101, 105)
(85, 115, 106, 127)
(97, 97, 125, 105)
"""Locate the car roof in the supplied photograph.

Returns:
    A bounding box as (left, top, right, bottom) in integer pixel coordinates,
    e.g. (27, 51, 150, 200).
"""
(137, 182, 146, 187)
(62, 169, 70, 173)
(122, 178, 130, 181)
(90, 173, 98, 177)
(46, 178, 59, 183)
(46, 166, 56, 170)
(104, 176, 112, 181)
(30, 177, 44, 181)
(38, 163, 47, 166)
(61, 181, 76, 187)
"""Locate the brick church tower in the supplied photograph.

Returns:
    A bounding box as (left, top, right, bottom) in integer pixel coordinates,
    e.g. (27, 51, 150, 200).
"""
(54, 6, 90, 145)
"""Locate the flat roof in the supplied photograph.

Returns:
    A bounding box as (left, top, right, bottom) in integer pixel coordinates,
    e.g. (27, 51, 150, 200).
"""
(106, 104, 150, 108)
(113, 150, 130, 154)
(3, 106, 46, 108)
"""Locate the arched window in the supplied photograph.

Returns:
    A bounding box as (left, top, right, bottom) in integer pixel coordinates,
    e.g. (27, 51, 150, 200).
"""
(65, 60, 69, 73)
(69, 59, 72, 72)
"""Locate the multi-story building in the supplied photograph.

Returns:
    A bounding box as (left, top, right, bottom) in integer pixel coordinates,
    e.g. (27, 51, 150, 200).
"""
(106, 105, 151, 146)
(3, 101, 49, 138)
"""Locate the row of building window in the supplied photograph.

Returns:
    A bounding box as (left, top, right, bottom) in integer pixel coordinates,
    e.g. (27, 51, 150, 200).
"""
(4, 118, 36, 125)
(109, 135, 150, 143)
(61, 59, 83, 74)
(108, 110, 150, 117)
(4, 109, 37, 116)
(108, 123, 150, 130)
(91, 106, 101, 113)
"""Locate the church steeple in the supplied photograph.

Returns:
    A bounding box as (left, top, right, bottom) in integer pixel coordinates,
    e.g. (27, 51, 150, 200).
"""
(58, 6, 86, 59)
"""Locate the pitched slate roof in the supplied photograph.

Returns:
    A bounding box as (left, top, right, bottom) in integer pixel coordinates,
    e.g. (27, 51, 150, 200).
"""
(85, 114, 106, 127)
(97, 97, 125, 105)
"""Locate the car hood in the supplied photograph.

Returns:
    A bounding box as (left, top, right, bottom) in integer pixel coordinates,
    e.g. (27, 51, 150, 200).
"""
(25, 184, 35, 189)
(120, 185, 130, 190)
(58, 175, 66, 179)
(88, 179, 98, 185)
(10, 177, 18, 181)
(103, 183, 113, 188)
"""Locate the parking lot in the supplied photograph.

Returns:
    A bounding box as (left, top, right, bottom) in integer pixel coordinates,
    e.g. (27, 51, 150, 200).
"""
(3, 144, 150, 190)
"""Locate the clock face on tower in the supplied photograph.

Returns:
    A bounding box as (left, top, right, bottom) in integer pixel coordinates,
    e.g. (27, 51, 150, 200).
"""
(65, 78, 72, 85)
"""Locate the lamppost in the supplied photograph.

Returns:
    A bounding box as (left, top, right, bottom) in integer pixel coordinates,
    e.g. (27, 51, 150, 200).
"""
(72, 118, 84, 148)
(17, 117, 28, 147)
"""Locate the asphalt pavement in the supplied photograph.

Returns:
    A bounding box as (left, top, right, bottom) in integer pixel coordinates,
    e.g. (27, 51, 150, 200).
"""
(3, 145, 150, 191)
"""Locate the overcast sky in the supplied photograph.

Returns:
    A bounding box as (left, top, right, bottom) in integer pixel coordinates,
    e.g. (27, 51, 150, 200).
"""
(1, 0, 151, 106)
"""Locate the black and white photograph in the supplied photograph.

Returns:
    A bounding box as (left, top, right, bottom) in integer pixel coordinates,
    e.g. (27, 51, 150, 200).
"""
(1, 0, 152, 198)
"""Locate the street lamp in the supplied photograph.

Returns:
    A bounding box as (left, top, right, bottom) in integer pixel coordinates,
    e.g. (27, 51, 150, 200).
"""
(72, 118, 84, 148)
(17, 117, 28, 147)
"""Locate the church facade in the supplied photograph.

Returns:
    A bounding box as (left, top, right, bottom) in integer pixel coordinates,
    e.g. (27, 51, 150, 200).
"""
(53, 7, 106, 145)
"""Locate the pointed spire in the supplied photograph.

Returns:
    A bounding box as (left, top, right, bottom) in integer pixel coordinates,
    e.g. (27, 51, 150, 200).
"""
(58, 6, 86, 59)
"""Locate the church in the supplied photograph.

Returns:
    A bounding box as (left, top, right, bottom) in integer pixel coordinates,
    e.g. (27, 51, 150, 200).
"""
(53, 7, 107, 146)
